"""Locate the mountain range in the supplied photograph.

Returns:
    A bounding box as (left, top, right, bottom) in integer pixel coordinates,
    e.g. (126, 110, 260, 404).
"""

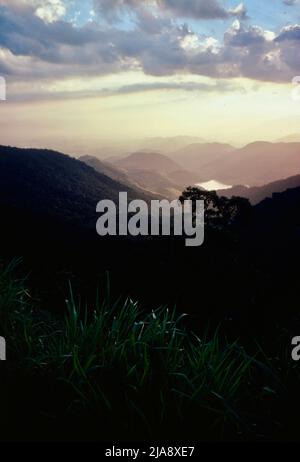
(1, 142, 300, 325)
(219, 174, 300, 205)
(0, 145, 153, 229)
(103, 141, 300, 195)
(2, 142, 300, 226)
(108, 151, 199, 199)
(170, 141, 300, 186)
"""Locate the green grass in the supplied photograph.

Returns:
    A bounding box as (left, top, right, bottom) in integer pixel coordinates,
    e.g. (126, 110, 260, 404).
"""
(0, 259, 289, 441)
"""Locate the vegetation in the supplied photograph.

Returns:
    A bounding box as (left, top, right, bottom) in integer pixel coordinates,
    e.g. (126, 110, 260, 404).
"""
(179, 187, 252, 227)
(1, 146, 300, 441)
(0, 146, 152, 231)
(1, 259, 297, 442)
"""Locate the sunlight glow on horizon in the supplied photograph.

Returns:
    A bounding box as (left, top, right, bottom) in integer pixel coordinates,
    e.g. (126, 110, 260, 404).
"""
(1, 74, 299, 153)
(0, 0, 300, 153)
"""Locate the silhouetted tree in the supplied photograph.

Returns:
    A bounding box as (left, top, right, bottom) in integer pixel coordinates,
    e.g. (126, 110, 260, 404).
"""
(179, 186, 252, 227)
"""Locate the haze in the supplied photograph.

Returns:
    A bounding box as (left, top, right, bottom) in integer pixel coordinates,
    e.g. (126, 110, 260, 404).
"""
(0, 0, 300, 156)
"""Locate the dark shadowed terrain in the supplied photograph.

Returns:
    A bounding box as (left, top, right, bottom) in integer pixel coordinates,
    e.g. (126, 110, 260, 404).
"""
(1, 144, 300, 442)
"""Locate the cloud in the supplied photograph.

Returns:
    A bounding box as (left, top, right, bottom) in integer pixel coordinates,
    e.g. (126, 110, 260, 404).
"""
(0, 1, 298, 91)
(0, 0, 66, 23)
(115, 79, 242, 94)
(283, 0, 298, 5)
(276, 24, 300, 41)
(35, 0, 66, 23)
(157, 0, 247, 20)
(93, 0, 248, 21)
(275, 25, 300, 73)
(6, 78, 244, 102)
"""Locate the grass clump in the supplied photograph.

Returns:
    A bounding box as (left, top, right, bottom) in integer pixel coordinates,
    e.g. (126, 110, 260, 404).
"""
(0, 259, 284, 441)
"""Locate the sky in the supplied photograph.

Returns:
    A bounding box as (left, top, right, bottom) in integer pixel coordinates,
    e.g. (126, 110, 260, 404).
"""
(0, 0, 300, 154)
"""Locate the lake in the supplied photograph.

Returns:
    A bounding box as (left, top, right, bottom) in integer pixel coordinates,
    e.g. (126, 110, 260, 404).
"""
(196, 180, 232, 191)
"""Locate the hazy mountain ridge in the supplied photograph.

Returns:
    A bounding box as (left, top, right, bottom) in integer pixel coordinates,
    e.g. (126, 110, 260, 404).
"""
(3, 142, 300, 228)
(215, 142, 300, 185)
(0, 146, 154, 229)
(168, 141, 300, 186)
(218, 174, 300, 205)
(80, 154, 166, 199)
(114, 151, 183, 173)
(88, 141, 300, 199)
(79, 155, 131, 184)
(111, 151, 199, 199)
(132, 136, 206, 153)
(276, 134, 300, 143)
(171, 143, 236, 175)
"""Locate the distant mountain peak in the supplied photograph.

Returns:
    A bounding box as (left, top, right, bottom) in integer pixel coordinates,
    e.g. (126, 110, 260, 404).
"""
(114, 150, 182, 174)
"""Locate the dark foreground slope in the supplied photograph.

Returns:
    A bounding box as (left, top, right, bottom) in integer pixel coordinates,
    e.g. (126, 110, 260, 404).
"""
(1, 144, 300, 333)
(0, 145, 151, 229)
(1, 148, 300, 442)
(0, 146, 165, 312)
